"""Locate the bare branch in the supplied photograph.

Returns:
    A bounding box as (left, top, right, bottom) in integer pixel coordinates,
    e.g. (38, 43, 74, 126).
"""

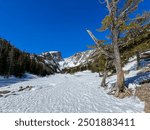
(133, 12, 150, 23)
(86, 29, 114, 59)
(119, 0, 142, 20)
(105, 0, 112, 14)
(86, 30, 99, 44)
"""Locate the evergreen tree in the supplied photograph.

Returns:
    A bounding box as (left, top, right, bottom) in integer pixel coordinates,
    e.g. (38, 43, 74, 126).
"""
(0, 38, 58, 77)
(7, 47, 15, 77)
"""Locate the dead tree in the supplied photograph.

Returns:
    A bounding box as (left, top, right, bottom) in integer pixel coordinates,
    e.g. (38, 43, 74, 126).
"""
(101, 60, 108, 87)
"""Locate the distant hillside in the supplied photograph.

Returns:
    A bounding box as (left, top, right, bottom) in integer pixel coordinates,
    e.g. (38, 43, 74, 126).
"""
(59, 50, 96, 68)
(0, 38, 60, 77)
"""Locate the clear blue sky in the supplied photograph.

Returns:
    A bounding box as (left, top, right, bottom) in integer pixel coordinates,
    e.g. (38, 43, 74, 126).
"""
(0, 0, 149, 58)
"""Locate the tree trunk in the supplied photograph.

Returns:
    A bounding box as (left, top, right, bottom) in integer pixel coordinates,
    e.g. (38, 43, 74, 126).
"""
(113, 31, 125, 93)
(7, 47, 15, 77)
(101, 70, 108, 87)
(101, 60, 108, 87)
(136, 51, 140, 70)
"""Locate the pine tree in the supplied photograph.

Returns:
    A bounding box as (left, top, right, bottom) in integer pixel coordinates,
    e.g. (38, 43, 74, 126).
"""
(7, 47, 15, 77)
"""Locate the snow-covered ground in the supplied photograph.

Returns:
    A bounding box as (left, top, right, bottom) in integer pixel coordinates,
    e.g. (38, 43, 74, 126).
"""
(0, 74, 37, 88)
(0, 73, 144, 113)
(0, 55, 150, 113)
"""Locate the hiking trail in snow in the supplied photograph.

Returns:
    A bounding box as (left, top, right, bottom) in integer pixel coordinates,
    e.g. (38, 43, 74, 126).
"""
(0, 71, 144, 113)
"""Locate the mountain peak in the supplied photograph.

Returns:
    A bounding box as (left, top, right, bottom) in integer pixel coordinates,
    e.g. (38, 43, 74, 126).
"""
(41, 51, 63, 62)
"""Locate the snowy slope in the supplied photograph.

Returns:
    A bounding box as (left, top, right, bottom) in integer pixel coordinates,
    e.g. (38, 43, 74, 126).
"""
(59, 50, 96, 69)
(0, 70, 144, 113)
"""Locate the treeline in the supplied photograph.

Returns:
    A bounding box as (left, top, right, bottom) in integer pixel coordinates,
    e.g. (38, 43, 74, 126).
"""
(0, 38, 58, 77)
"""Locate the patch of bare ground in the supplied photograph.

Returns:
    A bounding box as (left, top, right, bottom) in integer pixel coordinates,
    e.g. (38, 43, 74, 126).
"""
(0, 90, 11, 95)
(0, 86, 33, 98)
(135, 83, 150, 113)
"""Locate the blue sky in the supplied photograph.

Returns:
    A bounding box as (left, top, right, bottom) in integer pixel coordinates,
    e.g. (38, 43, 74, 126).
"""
(0, 0, 149, 58)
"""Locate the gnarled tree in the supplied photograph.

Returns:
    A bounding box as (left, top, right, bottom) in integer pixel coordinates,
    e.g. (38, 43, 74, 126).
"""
(87, 0, 149, 97)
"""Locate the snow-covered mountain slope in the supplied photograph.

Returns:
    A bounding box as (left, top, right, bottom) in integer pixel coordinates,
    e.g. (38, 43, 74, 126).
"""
(41, 51, 63, 62)
(36, 51, 63, 73)
(59, 50, 96, 69)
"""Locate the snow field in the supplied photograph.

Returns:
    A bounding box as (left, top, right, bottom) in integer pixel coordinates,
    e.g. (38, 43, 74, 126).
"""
(0, 71, 144, 113)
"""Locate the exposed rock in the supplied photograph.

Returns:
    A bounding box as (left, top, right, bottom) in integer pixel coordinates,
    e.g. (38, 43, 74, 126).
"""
(42, 51, 63, 62)
(18, 86, 33, 92)
(135, 83, 150, 113)
(145, 101, 150, 113)
(0, 90, 11, 94)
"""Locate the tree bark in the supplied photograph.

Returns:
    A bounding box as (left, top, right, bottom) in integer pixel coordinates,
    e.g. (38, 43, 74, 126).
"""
(136, 51, 140, 70)
(112, 28, 125, 93)
(101, 60, 108, 87)
(101, 70, 108, 87)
